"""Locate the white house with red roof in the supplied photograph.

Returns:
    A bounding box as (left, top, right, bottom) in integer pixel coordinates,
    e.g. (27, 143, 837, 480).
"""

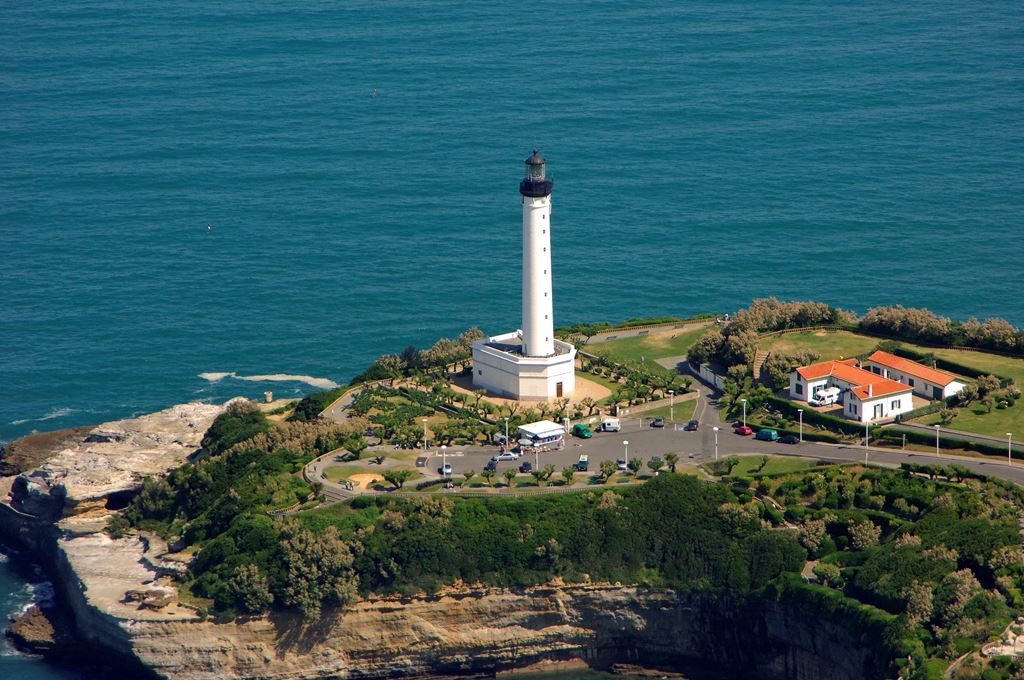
(863, 350, 967, 401)
(789, 358, 914, 423)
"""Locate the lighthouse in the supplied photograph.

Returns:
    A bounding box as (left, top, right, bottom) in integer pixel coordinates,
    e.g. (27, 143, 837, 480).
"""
(471, 151, 577, 401)
(520, 150, 555, 357)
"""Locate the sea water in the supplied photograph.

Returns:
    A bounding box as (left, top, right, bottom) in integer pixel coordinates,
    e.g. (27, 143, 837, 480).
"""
(1, 1, 1022, 676)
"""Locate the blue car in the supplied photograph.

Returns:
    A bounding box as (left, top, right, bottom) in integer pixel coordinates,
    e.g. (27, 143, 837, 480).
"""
(754, 428, 779, 442)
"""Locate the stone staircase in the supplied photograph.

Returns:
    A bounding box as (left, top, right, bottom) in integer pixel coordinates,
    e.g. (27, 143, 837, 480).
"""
(753, 350, 770, 381)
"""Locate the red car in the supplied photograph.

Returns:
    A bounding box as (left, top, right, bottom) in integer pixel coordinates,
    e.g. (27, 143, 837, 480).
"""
(734, 425, 754, 436)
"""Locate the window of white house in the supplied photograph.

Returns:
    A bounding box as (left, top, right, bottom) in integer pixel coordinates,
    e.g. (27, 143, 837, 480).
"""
(891, 399, 899, 410)
(909, 378, 915, 387)
(795, 383, 803, 395)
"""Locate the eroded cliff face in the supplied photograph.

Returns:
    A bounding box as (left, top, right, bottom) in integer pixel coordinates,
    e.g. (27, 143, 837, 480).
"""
(62, 583, 883, 680)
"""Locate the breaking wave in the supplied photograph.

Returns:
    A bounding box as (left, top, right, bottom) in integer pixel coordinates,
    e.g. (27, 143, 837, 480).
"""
(198, 372, 339, 390)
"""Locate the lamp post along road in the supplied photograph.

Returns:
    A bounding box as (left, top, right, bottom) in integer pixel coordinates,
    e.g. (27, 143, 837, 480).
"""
(713, 427, 719, 461)
(934, 424, 940, 458)
(741, 399, 747, 428)
(668, 390, 674, 423)
(422, 418, 429, 452)
(797, 409, 803, 443)
(1009, 433, 1014, 467)
(864, 423, 870, 465)
(504, 417, 509, 449)
(441, 445, 447, 476)
(623, 440, 629, 467)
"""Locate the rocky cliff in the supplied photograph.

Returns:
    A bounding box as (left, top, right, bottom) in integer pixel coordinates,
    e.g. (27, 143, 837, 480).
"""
(2, 402, 888, 680)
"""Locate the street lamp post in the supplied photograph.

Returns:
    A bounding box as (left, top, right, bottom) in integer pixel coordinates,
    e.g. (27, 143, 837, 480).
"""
(713, 426, 719, 461)
(504, 417, 509, 449)
(934, 424, 940, 458)
(668, 390, 675, 423)
(1008, 433, 1014, 467)
(623, 440, 629, 467)
(422, 418, 429, 452)
(797, 409, 803, 443)
(441, 445, 447, 476)
(864, 422, 870, 465)
(741, 399, 748, 428)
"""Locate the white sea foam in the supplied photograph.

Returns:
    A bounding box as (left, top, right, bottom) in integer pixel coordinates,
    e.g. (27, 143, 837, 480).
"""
(9, 419, 30, 425)
(198, 372, 339, 390)
(38, 407, 77, 421)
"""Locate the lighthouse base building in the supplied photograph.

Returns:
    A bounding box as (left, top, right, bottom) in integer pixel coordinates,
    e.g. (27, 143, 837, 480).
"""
(472, 330, 576, 401)
(472, 151, 576, 401)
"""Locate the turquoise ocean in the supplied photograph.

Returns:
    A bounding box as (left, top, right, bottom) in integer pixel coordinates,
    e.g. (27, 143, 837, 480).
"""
(1, 1, 1022, 676)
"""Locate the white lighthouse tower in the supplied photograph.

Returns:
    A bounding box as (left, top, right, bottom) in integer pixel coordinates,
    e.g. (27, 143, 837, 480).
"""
(471, 151, 576, 401)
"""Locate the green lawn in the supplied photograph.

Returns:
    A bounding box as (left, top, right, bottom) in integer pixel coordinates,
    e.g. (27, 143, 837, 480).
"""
(761, 330, 878, 360)
(712, 455, 818, 477)
(915, 399, 1024, 438)
(587, 324, 712, 363)
(576, 369, 620, 392)
(637, 399, 698, 423)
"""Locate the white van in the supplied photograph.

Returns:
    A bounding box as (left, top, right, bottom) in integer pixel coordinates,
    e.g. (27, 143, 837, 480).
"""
(600, 418, 621, 432)
(809, 387, 841, 406)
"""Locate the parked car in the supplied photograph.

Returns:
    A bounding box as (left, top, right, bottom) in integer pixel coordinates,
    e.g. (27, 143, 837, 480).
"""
(492, 451, 519, 461)
(734, 425, 754, 436)
(617, 458, 628, 471)
(572, 423, 593, 439)
(519, 460, 533, 474)
(438, 463, 453, 476)
(599, 418, 621, 432)
(650, 416, 665, 428)
(574, 454, 589, 472)
(755, 428, 780, 442)
(684, 420, 699, 431)
(484, 459, 497, 472)
(779, 434, 800, 444)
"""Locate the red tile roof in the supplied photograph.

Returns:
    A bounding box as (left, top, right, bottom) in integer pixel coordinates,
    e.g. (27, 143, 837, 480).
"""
(866, 350, 962, 387)
(849, 379, 912, 400)
(796, 358, 861, 381)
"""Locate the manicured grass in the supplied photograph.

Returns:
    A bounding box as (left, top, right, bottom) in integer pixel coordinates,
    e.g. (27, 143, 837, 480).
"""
(916, 404, 1024, 439)
(719, 455, 818, 477)
(588, 324, 712, 363)
(761, 330, 878, 360)
(576, 369, 620, 392)
(637, 399, 698, 423)
(323, 464, 374, 482)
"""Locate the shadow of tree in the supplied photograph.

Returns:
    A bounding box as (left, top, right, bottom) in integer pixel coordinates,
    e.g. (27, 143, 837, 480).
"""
(269, 606, 347, 657)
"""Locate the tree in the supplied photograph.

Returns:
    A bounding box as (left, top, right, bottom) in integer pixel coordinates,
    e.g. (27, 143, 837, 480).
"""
(530, 469, 544, 486)
(382, 469, 414, 489)
(561, 466, 575, 486)
(599, 459, 616, 482)
(229, 563, 273, 614)
(503, 469, 518, 488)
(687, 328, 724, 366)
(848, 519, 881, 550)
(976, 374, 1001, 397)
(481, 469, 496, 487)
(577, 396, 597, 416)
(278, 523, 358, 620)
(797, 518, 827, 554)
(627, 458, 643, 475)
(462, 469, 476, 487)
(955, 383, 979, 406)
(937, 408, 957, 425)
(664, 452, 679, 473)
(902, 581, 934, 628)
(343, 434, 368, 460)
(376, 354, 405, 385)
(647, 458, 664, 474)
(982, 395, 996, 413)
(812, 562, 842, 588)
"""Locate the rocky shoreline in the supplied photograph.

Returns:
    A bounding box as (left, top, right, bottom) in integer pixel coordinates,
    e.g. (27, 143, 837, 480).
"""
(1, 402, 886, 680)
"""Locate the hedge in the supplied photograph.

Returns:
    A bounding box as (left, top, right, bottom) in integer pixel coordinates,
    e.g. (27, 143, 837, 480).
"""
(880, 427, 1014, 459)
(765, 395, 866, 437)
(893, 401, 946, 423)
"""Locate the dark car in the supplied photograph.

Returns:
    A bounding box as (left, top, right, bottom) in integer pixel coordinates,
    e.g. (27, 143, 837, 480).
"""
(684, 420, 699, 431)
(484, 459, 497, 472)
(519, 460, 533, 474)
(651, 417, 665, 428)
(779, 434, 800, 444)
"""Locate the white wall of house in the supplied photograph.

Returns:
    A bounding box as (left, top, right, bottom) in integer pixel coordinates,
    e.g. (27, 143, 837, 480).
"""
(844, 391, 914, 423)
(865, 362, 967, 400)
(700, 363, 728, 390)
(789, 374, 828, 401)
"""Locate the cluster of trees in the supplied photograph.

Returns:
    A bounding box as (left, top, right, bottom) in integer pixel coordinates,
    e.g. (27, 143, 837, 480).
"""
(763, 465, 1023, 676)
(353, 328, 485, 384)
(760, 350, 821, 390)
(859, 306, 1024, 354)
